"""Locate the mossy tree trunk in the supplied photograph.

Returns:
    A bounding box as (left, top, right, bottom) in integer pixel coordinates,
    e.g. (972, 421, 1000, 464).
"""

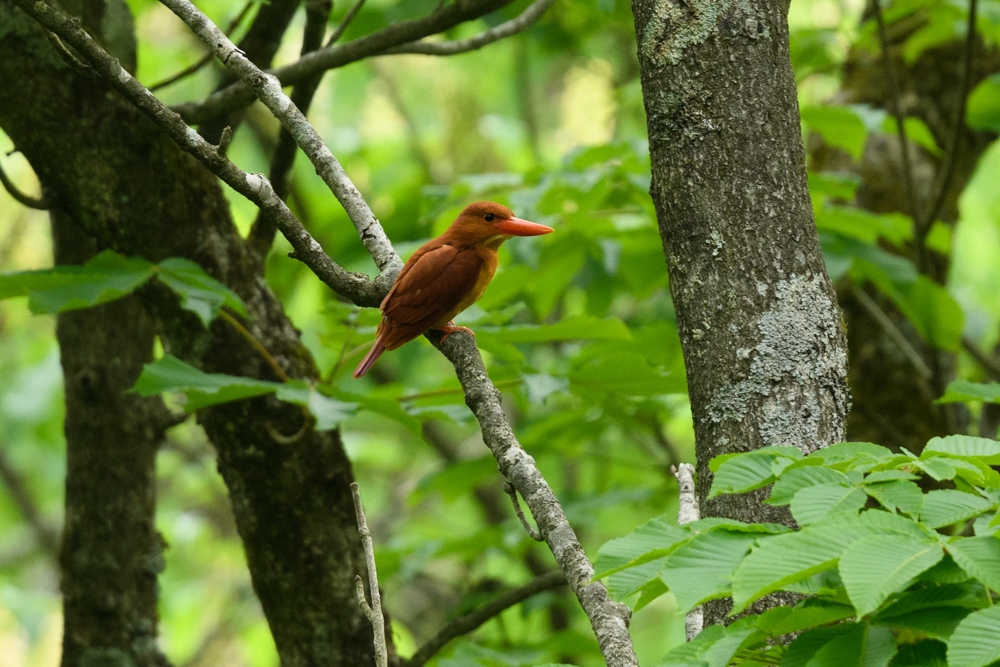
(629, 0, 852, 623)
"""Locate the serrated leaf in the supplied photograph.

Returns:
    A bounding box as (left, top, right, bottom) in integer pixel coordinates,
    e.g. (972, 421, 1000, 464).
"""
(920, 490, 994, 529)
(767, 467, 853, 506)
(864, 480, 924, 515)
(809, 623, 896, 667)
(659, 531, 757, 611)
(683, 518, 791, 534)
(699, 618, 763, 667)
(131, 354, 279, 407)
(839, 534, 943, 617)
(947, 605, 1000, 667)
(157, 257, 247, 325)
(910, 457, 957, 481)
(946, 536, 1000, 593)
(708, 449, 802, 498)
(633, 577, 668, 612)
(756, 601, 855, 636)
(594, 516, 688, 580)
(790, 484, 867, 525)
(938, 380, 1000, 404)
(658, 624, 724, 666)
(0, 250, 157, 314)
(889, 639, 948, 667)
(811, 442, 893, 465)
(780, 624, 858, 667)
(922, 435, 1000, 464)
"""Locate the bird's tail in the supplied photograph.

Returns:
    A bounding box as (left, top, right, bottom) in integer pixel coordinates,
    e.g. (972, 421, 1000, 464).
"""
(353, 336, 387, 378)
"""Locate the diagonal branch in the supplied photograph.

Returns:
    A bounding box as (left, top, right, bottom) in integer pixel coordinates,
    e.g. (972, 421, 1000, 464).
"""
(0, 156, 49, 209)
(19, 2, 640, 663)
(170, 0, 515, 124)
(384, 0, 556, 56)
(404, 570, 567, 667)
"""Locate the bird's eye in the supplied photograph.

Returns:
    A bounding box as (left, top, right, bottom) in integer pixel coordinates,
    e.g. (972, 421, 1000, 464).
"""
(484, 213, 495, 222)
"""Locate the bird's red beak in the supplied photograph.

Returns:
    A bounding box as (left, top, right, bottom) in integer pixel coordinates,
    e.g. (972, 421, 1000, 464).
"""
(495, 217, 554, 237)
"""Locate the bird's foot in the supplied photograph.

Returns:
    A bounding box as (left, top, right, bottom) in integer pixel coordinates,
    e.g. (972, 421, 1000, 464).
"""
(437, 322, 475, 343)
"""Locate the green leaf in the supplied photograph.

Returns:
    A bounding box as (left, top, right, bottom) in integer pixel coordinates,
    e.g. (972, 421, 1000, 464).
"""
(923, 435, 1000, 465)
(708, 448, 802, 498)
(658, 624, 724, 665)
(274, 383, 356, 430)
(947, 605, 1000, 667)
(131, 354, 278, 408)
(937, 380, 1000, 404)
(633, 577, 668, 612)
(476, 315, 631, 344)
(920, 490, 994, 529)
(156, 257, 247, 325)
(594, 515, 688, 580)
(0, 250, 156, 314)
(882, 116, 942, 157)
(946, 536, 1000, 592)
(810, 623, 896, 667)
(865, 470, 919, 483)
(864, 480, 924, 516)
(658, 531, 757, 611)
(910, 457, 958, 481)
(839, 534, 943, 617)
(889, 639, 948, 667)
(415, 456, 498, 503)
(698, 618, 764, 667)
(567, 351, 682, 396)
(755, 600, 855, 636)
(801, 105, 868, 160)
(811, 442, 893, 465)
(767, 467, 851, 505)
(790, 484, 867, 525)
(967, 73, 1000, 133)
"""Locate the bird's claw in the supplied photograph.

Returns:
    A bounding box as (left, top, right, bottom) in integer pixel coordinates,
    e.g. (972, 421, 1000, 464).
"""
(438, 322, 475, 343)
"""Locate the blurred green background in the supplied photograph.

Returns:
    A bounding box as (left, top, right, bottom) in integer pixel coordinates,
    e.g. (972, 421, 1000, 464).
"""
(1, 0, 999, 663)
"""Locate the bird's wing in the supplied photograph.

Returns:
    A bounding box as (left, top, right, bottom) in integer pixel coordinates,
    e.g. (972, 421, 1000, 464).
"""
(380, 243, 483, 348)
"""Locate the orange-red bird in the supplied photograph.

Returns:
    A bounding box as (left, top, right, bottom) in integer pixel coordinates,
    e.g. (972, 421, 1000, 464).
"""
(353, 202, 553, 378)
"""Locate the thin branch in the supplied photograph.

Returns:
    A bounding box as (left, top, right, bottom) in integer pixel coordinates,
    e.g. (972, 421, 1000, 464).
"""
(671, 463, 703, 641)
(169, 0, 516, 124)
(325, 0, 368, 47)
(0, 447, 60, 557)
(0, 158, 49, 209)
(12, 0, 386, 307)
(219, 309, 289, 381)
(872, 0, 920, 228)
(912, 0, 979, 273)
(247, 0, 335, 258)
(351, 482, 388, 667)
(150, 0, 254, 91)
(852, 285, 933, 379)
(43, 28, 95, 77)
(404, 571, 566, 667)
(384, 0, 556, 56)
(962, 335, 1000, 379)
(502, 480, 543, 541)
(160, 0, 402, 276)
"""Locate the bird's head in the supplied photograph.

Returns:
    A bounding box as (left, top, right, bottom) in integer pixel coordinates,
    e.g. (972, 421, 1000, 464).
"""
(448, 202, 553, 248)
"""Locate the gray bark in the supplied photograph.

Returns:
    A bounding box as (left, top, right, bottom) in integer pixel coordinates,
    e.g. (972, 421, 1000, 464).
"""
(630, 0, 851, 624)
(0, 4, 379, 665)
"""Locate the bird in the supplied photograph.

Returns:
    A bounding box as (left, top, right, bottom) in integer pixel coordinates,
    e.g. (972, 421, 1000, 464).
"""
(353, 201, 553, 378)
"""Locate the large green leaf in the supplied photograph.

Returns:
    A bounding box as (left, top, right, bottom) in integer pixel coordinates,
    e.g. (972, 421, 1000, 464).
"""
(920, 490, 994, 529)
(755, 600, 855, 636)
(593, 515, 688, 580)
(800, 105, 868, 160)
(809, 623, 896, 667)
(864, 480, 924, 516)
(708, 448, 803, 498)
(476, 315, 631, 344)
(937, 380, 1000, 404)
(658, 531, 757, 611)
(947, 605, 1000, 667)
(888, 640, 948, 667)
(838, 534, 943, 617)
(922, 435, 1000, 464)
(810, 441, 893, 465)
(780, 624, 861, 667)
(790, 484, 867, 525)
(567, 351, 682, 396)
(0, 250, 156, 314)
(767, 466, 851, 505)
(946, 536, 1000, 592)
(967, 73, 1000, 132)
(156, 257, 247, 325)
(275, 383, 357, 431)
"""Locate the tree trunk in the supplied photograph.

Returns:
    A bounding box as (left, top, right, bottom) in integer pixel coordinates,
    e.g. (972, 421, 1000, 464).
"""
(630, 0, 851, 624)
(0, 3, 380, 664)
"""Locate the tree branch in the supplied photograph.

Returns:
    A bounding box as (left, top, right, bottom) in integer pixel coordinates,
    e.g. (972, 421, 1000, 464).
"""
(0, 446, 60, 556)
(11, 0, 387, 307)
(671, 463, 702, 641)
(0, 155, 49, 209)
(383, 0, 556, 56)
(962, 335, 1000, 379)
(169, 0, 515, 124)
(351, 482, 388, 667)
(404, 570, 567, 667)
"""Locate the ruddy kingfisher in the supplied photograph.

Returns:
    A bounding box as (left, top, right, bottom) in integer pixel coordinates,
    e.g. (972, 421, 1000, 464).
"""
(353, 202, 553, 378)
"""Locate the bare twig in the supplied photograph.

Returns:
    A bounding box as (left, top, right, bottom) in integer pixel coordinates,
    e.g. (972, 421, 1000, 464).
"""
(218, 310, 288, 381)
(160, 0, 402, 277)
(502, 480, 543, 541)
(351, 482, 387, 667)
(404, 571, 566, 667)
(872, 0, 920, 227)
(962, 335, 1000, 379)
(150, 0, 254, 91)
(169, 0, 516, 124)
(0, 158, 48, 209)
(0, 447, 60, 557)
(671, 463, 702, 640)
(325, 0, 368, 47)
(12, 0, 386, 307)
(384, 0, 556, 56)
(852, 285, 933, 379)
(43, 28, 95, 77)
(912, 0, 979, 272)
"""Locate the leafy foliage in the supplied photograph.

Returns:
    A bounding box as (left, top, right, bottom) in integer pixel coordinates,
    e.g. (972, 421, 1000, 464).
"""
(595, 437, 1000, 666)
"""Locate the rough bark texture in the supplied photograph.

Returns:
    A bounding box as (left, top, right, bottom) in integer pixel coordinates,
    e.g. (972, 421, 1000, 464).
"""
(630, 0, 851, 623)
(54, 217, 172, 667)
(0, 4, 379, 665)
